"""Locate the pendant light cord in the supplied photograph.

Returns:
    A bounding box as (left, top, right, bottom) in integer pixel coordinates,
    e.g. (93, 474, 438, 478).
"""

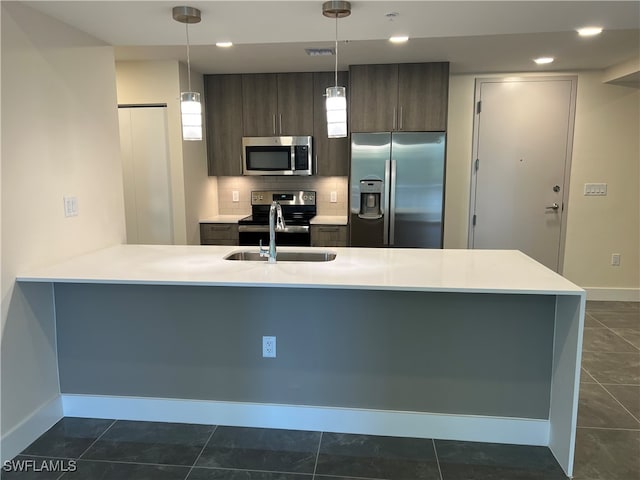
(185, 22, 192, 92)
(334, 15, 338, 87)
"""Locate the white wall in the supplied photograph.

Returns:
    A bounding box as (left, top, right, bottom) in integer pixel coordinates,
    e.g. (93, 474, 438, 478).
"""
(563, 72, 639, 297)
(444, 72, 640, 299)
(115, 61, 218, 245)
(0, 1, 125, 458)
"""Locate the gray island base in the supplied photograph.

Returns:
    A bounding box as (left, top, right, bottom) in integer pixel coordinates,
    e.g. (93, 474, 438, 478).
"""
(17, 245, 585, 476)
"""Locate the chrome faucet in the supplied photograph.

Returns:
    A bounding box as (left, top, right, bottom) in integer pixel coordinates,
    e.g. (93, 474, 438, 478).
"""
(259, 201, 286, 263)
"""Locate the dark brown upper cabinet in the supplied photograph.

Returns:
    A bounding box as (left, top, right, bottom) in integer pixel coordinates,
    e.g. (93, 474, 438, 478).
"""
(397, 63, 449, 132)
(349, 62, 449, 132)
(204, 74, 244, 176)
(242, 73, 313, 137)
(277, 73, 314, 135)
(313, 71, 350, 176)
(349, 64, 399, 132)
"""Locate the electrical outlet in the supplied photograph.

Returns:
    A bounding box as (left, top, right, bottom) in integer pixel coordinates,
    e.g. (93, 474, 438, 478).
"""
(262, 336, 276, 358)
(330, 191, 337, 203)
(232, 191, 240, 202)
(611, 253, 621, 266)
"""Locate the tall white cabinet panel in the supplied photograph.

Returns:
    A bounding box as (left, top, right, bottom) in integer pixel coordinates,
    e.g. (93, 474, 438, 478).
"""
(118, 107, 173, 245)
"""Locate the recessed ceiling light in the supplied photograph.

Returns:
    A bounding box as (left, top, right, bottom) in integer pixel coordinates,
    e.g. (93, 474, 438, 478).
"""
(534, 57, 554, 65)
(577, 26, 603, 37)
(389, 36, 409, 44)
(216, 41, 233, 48)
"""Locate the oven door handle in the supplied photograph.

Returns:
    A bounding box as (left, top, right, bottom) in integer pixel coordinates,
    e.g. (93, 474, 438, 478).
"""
(238, 225, 310, 234)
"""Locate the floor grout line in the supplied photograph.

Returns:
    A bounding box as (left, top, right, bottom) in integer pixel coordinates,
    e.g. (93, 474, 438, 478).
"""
(577, 425, 640, 432)
(585, 312, 640, 352)
(592, 382, 640, 386)
(596, 383, 640, 426)
(580, 314, 640, 430)
(585, 312, 606, 327)
(59, 457, 196, 468)
(312, 474, 390, 480)
(75, 419, 118, 461)
(581, 350, 640, 355)
(184, 424, 217, 479)
(432, 438, 444, 480)
(311, 431, 323, 479)
(16, 454, 76, 461)
(183, 464, 315, 476)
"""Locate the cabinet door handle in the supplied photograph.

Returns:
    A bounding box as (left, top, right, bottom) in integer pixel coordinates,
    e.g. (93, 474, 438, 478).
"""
(399, 106, 403, 130)
(392, 107, 397, 130)
(279, 114, 283, 134)
(272, 114, 276, 135)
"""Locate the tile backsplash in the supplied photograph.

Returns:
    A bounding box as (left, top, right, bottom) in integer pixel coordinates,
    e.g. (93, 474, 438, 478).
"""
(217, 176, 348, 216)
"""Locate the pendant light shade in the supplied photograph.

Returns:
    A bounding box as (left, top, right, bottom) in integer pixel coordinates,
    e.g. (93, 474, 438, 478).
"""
(173, 6, 202, 141)
(180, 91, 202, 141)
(323, 1, 351, 139)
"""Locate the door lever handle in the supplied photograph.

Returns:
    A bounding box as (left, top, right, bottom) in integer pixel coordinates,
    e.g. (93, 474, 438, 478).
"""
(546, 203, 559, 210)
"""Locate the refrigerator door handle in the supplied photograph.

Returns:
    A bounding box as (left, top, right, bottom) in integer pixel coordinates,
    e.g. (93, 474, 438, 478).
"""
(384, 159, 391, 245)
(389, 159, 397, 245)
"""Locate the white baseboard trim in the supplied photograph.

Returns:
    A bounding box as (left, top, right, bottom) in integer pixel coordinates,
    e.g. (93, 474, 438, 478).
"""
(0, 395, 63, 463)
(584, 287, 640, 302)
(62, 394, 550, 447)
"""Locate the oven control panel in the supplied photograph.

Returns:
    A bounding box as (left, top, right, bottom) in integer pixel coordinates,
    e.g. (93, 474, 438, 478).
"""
(251, 190, 316, 206)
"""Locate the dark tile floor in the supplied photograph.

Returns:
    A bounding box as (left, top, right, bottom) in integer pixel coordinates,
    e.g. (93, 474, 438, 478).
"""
(3, 301, 638, 480)
(574, 300, 640, 480)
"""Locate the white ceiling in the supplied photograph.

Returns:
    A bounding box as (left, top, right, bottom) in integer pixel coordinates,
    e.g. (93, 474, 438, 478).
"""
(25, 1, 640, 75)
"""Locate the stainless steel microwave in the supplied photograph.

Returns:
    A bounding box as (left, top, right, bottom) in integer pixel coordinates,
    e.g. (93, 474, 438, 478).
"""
(242, 136, 314, 176)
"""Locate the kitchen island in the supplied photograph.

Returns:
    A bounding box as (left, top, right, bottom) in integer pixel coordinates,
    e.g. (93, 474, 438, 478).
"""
(17, 245, 585, 476)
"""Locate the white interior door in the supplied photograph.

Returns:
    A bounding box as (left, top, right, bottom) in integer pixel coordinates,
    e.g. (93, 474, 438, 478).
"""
(118, 106, 173, 245)
(469, 77, 577, 272)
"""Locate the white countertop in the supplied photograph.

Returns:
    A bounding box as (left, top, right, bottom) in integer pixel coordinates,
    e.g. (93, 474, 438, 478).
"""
(310, 216, 348, 226)
(17, 244, 584, 296)
(199, 215, 248, 223)
(199, 215, 348, 225)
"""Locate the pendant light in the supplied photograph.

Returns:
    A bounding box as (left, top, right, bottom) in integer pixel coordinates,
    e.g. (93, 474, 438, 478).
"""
(323, 1, 351, 139)
(173, 6, 202, 141)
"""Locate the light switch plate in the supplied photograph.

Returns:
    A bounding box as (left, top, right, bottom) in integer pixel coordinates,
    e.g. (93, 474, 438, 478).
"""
(63, 196, 78, 217)
(232, 191, 240, 202)
(330, 191, 337, 203)
(584, 183, 607, 196)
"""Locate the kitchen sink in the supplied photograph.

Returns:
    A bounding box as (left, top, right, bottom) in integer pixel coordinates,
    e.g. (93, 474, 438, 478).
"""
(224, 250, 336, 262)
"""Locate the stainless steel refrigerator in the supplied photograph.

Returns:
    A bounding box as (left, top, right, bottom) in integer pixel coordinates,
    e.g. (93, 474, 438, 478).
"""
(350, 132, 446, 248)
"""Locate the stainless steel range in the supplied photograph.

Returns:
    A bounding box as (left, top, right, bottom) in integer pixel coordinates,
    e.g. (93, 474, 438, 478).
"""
(238, 190, 316, 247)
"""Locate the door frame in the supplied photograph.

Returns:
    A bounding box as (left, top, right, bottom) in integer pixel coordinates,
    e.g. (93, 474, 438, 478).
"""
(467, 75, 578, 273)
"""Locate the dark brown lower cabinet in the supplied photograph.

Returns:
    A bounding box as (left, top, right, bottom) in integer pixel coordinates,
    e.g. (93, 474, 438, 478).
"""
(200, 223, 239, 245)
(311, 225, 348, 247)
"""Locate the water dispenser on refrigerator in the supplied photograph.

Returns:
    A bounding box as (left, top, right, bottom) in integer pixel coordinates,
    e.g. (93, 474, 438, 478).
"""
(358, 179, 383, 219)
